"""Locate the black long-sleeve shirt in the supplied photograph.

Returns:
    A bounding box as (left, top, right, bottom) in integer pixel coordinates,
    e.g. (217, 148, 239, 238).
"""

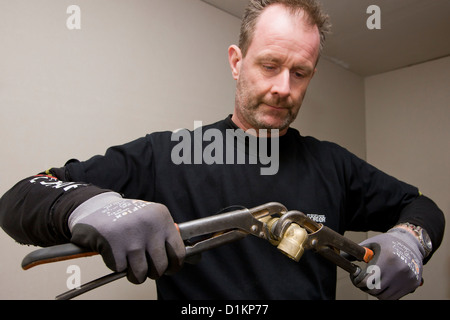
(0, 116, 445, 299)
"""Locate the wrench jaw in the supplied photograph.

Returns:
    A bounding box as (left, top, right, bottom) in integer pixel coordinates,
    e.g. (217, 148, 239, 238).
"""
(268, 210, 373, 276)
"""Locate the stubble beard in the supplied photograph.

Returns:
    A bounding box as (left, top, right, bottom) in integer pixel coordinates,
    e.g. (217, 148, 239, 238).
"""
(234, 76, 301, 133)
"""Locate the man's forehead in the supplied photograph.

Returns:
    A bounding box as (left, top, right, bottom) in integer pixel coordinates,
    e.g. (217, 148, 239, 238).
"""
(250, 4, 320, 63)
(254, 4, 319, 40)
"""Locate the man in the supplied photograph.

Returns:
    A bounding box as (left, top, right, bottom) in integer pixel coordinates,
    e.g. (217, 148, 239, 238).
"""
(0, 0, 445, 300)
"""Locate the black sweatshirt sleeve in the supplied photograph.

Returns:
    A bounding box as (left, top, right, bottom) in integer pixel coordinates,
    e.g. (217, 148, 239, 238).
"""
(340, 145, 445, 262)
(0, 169, 112, 247)
(0, 136, 155, 247)
(397, 194, 445, 263)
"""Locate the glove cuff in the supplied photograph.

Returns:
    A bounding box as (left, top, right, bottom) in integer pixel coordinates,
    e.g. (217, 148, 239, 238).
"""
(68, 192, 123, 232)
(387, 227, 426, 259)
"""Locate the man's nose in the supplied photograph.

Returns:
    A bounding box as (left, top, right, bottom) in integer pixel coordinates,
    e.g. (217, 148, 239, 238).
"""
(270, 69, 291, 98)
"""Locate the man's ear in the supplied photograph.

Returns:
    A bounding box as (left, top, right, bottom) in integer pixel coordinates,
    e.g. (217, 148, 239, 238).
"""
(228, 45, 242, 80)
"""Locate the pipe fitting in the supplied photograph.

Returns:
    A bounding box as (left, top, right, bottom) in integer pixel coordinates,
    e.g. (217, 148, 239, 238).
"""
(259, 216, 281, 246)
(276, 223, 308, 262)
(260, 216, 308, 262)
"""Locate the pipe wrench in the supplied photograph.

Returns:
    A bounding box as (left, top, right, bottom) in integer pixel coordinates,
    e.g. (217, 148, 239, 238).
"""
(21, 203, 373, 299)
(21, 202, 287, 300)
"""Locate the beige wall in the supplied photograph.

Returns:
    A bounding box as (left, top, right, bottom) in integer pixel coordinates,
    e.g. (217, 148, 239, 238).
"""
(365, 56, 450, 299)
(2, 0, 445, 300)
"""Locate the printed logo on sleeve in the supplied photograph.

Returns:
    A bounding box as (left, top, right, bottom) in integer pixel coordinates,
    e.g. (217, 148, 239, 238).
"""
(30, 175, 88, 192)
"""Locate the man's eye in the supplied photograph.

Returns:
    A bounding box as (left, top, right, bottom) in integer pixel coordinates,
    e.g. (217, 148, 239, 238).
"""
(293, 71, 305, 79)
(262, 65, 276, 71)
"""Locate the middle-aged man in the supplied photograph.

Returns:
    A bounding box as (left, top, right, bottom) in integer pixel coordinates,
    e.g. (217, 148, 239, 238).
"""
(0, 0, 445, 300)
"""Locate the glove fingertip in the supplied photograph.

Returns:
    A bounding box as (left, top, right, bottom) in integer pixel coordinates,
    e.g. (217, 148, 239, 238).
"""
(127, 268, 147, 284)
(164, 241, 185, 275)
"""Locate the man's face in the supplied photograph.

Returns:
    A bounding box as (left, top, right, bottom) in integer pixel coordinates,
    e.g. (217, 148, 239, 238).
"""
(229, 5, 320, 135)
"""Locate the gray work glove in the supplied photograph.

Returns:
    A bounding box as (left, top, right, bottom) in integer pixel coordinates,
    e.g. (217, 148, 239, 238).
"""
(351, 228, 424, 300)
(68, 192, 185, 284)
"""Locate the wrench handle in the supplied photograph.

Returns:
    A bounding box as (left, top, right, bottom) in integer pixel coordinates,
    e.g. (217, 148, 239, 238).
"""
(363, 247, 374, 263)
(22, 243, 97, 270)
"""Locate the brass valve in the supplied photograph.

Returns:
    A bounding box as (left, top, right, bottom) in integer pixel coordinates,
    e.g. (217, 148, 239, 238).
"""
(277, 223, 308, 262)
(260, 216, 308, 262)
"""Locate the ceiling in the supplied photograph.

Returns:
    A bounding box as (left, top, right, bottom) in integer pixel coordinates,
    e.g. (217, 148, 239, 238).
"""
(201, 0, 450, 76)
